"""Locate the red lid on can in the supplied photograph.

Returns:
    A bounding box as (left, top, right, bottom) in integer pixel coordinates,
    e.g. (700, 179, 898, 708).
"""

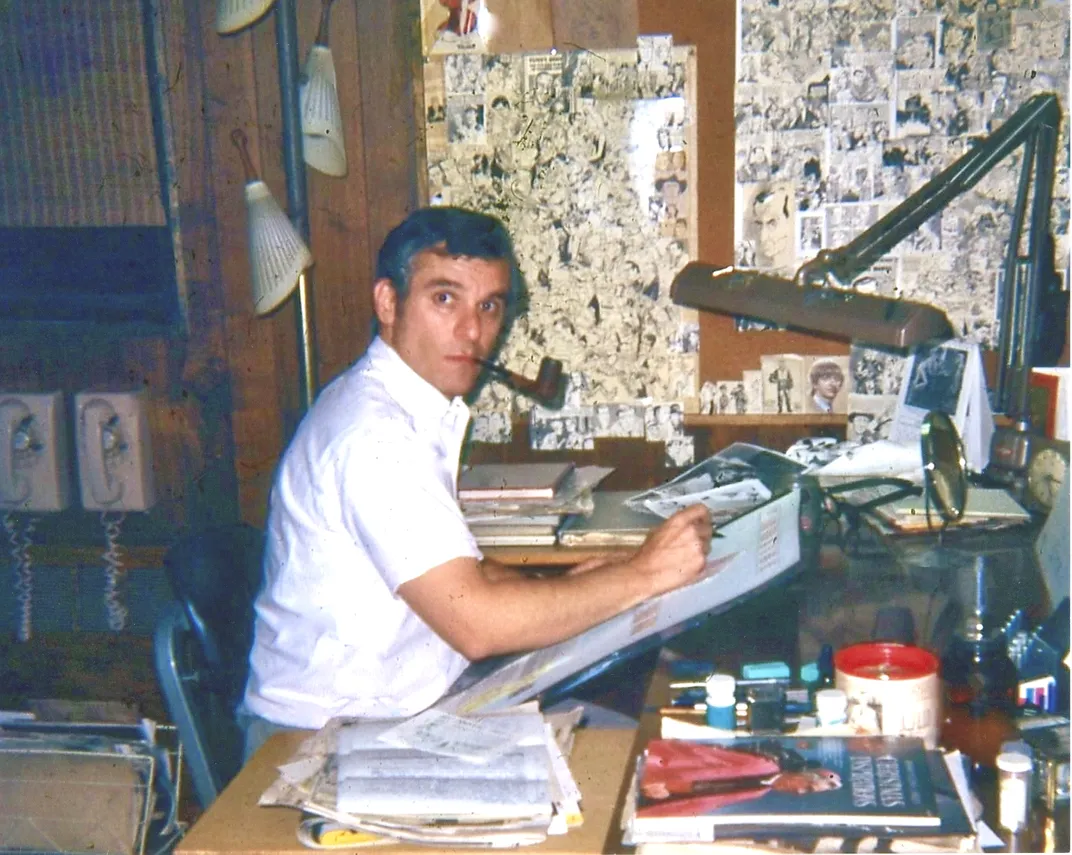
(834, 642, 939, 681)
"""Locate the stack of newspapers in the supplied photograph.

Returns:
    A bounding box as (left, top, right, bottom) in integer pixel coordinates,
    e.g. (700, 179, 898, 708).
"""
(259, 705, 584, 848)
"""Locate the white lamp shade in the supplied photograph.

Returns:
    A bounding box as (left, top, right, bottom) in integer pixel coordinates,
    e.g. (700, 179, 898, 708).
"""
(300, 45, 347, 177)
(216, 0, 276, 34)
(243, 181, 314, 316)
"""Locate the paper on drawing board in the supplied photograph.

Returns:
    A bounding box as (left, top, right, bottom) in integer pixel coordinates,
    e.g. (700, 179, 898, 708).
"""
(436, 488, 802, 715)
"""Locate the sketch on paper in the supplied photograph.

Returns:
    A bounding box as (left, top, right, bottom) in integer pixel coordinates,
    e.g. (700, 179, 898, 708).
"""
(424, 43, 699, 463)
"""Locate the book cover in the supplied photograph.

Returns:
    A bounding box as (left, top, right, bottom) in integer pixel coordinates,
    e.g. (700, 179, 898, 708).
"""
(630, 736, 940, 841)
(458, 462, 575, 501)
(630, 750, 974, 851)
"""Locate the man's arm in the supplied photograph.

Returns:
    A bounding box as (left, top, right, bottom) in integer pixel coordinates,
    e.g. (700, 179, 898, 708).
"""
(398, 504, 712, 660)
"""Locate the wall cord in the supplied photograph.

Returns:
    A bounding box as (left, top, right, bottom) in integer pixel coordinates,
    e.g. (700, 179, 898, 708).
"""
(101, 510, 128, 631)
(3, 512, 36, 642)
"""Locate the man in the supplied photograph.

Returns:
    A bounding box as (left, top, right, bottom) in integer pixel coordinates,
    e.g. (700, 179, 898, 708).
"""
(768, 359, 794, 414)
(807, 359, 845, 414)
(241, 207, 713, 756)
(747, 184, 794, 270)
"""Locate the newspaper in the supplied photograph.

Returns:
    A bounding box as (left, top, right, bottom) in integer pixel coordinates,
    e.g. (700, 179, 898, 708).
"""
(259, 706, 585, 848)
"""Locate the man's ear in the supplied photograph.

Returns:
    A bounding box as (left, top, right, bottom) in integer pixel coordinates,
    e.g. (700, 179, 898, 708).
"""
(372, 279, 398, 332)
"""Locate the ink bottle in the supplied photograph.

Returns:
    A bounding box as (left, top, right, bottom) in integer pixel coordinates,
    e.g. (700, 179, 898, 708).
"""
(997, 751, 1033, 834)
(815, 688, 848, 727)
(705, 673, 736, 730)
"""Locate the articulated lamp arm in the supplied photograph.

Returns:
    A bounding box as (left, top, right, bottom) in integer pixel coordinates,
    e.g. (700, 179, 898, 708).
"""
(796, 94, 1061, 289)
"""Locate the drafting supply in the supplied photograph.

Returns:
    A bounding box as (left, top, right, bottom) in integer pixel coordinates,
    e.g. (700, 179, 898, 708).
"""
(231, 129, 314, 316)
(558, 491, 663, 547)
(704, 674, 736, 730)
(458, 461, 575, 501)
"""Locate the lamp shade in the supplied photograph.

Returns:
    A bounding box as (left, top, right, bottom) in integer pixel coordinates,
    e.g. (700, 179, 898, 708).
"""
(243, 180, 313, 316)
(300, 44, 347, 177)
(216, 0, 275, 34)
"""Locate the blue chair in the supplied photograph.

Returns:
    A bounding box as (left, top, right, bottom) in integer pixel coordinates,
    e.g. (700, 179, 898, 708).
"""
(153, 523, 264, 809)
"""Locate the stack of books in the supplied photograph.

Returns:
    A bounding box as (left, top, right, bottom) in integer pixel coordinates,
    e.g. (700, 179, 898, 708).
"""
(621, 735, 978, 853)
(459, 462, 576, 546)
(260, 707, 584, 848)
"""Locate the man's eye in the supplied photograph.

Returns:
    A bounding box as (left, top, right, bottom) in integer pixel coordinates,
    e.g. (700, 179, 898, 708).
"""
(433, 291, 453, 305)
(481, 299, 504, 314)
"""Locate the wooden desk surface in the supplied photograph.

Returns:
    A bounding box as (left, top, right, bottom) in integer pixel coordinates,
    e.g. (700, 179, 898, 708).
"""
(176, 726, 639, 855)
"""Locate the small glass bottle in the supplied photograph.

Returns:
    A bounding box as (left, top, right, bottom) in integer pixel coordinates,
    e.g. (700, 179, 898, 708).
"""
(996, 751, 1033, 834)
(705, 673, 737, 730)
(815, 688, 848, 727)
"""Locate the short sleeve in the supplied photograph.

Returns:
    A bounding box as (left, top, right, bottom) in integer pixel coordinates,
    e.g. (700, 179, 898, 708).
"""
(332, 426, 480, 592)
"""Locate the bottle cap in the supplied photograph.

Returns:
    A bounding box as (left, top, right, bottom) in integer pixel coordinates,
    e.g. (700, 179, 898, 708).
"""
(816, 688, 847, 708)
(815, 688, 847, 721)
(705, 673, 736, 704)
(996, 751, 1033, 774)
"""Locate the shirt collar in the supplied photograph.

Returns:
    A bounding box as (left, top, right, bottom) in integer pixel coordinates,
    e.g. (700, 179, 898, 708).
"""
(366, 337, 471, 429)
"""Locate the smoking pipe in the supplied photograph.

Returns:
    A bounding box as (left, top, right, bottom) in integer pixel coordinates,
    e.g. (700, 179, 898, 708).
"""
(476, 356, 565, 408)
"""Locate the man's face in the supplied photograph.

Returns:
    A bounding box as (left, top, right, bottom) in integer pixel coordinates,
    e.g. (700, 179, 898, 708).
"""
(374, 248, 510, 399)
(753, 192, 792, 266)
(815, 372, 842, 400)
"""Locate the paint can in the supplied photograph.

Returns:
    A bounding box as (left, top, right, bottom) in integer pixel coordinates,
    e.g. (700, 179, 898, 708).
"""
(834, 642, 941, 748)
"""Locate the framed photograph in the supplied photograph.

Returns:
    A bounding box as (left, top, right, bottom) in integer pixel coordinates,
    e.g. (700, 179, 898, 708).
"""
(803, 355, 850, 415)
(760, 354, 805, 415)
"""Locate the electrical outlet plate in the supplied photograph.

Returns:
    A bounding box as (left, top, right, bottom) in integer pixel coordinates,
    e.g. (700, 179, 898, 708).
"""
(0, 391, 72, 512)
(74, 390, 156, 512)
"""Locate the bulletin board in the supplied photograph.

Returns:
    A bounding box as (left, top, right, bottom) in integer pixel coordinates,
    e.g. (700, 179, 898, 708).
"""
(423, 40, 701, 465)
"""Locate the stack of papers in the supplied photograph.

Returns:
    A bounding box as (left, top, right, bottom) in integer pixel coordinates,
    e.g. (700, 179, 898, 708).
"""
(460, 464, 614, 546)
(259, 706, 584, 848)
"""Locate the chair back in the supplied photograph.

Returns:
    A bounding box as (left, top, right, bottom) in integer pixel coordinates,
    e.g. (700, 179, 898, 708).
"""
(153, 522, 264, 809)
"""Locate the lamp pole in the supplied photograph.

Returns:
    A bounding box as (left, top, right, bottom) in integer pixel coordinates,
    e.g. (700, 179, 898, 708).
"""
(276, 0, 318, 418)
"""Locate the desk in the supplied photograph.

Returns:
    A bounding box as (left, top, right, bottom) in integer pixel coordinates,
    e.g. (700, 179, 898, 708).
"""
(175, 727, 638, 855)
(175, 518, 1066, 854)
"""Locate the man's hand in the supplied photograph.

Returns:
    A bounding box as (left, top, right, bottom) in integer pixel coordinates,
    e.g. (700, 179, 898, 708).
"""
(628, 504, 713, 598)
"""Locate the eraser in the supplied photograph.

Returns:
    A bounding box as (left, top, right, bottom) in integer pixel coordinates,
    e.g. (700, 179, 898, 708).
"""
(742, 660, 791, 680)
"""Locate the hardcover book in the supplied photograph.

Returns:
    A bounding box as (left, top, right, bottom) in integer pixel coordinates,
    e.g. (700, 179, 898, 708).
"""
(458, 462, 575, 501)
(627, 736, 940, 843)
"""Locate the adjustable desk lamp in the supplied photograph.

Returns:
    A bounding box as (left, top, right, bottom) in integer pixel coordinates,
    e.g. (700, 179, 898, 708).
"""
(673, 93, 1065, 484)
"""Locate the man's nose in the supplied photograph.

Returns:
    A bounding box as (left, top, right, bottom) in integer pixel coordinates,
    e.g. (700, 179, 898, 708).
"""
(457, 306, 482, 342)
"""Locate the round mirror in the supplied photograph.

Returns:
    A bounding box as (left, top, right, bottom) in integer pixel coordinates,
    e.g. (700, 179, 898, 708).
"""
(920, 411, 967, 523)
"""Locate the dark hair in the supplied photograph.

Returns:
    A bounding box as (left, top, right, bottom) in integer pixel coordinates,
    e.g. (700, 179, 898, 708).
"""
(809, 359, 845, 386)
(375, 206, 528, 330)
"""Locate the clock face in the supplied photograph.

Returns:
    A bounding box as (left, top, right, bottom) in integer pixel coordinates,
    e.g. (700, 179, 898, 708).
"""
(1026, 446, 1069, 511)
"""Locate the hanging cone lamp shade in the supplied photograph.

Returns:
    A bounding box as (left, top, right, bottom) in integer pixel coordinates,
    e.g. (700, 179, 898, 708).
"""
(231, 129, 314, 316)
(300, 0, 347, 177)
(217, 0, 276, 34)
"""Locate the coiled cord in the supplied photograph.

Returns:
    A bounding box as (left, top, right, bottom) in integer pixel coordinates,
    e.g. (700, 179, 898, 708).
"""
(101, 511, 128, 631)
(3, 512, 36, 642)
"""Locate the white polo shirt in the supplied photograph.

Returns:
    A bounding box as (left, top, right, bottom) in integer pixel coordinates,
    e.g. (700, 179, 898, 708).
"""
(243, 337, 481, 728)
